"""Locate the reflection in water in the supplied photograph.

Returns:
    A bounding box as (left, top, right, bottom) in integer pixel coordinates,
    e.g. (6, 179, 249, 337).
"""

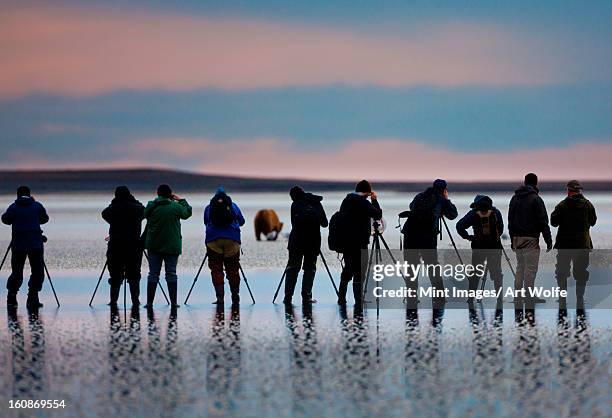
(335, 304, 374, 416)
(206, 305, 242, 417)
(404, 302, 447, 418)
(1, 302, 611, 417)
(284, 303, 322, 418)
(557, 308, 595, 417)
(7, 307, 45, 399)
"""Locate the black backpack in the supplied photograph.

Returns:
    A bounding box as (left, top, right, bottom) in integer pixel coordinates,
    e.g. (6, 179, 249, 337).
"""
(328, 210, 350, 253)
(473, 210, 499, 242)
(209, 193, 234, 227)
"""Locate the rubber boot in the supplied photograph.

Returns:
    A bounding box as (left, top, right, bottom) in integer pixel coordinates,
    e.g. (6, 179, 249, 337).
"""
(352, 281, 363, 307)
(230, 282, 240, 305)
(337, 279, 349, 305)
(108, 284, 121, 306)
(576, 284, 586, 310)
(7, 292, 17, 307)
(283, 268, 298, 305)
(129, 281, 140, 306)
(26, 291, 43, 309)
(212, 284, 225, 305)
(145, 282, 157, 308)
(301, 269, 316, 304)
(167, 281, 180, 308)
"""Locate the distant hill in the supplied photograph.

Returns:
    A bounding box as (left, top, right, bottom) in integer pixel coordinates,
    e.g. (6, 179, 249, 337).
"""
(1, 168, 611, 194)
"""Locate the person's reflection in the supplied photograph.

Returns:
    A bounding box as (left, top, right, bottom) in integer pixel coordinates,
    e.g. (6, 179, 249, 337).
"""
(284, 303, 322, 417)
(404, 308, 421, 401)
(467, 305, 504, 381)
(206, 304, 242, 417)
(108, 305, 143, 402)
(146, 307, 183, 416)
(336, 304, 372, 413)
(511, 303, 542, 411)
(556, 307, 593, 416)
(7, 307, 46, 399)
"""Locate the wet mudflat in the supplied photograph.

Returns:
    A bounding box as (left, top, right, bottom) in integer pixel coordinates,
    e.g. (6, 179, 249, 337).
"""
(0, 192, 611, 417)
(0, 292, 610, 418)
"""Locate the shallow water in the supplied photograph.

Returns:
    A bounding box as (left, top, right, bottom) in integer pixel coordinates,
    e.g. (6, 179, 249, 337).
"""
(0, 192, 611, 417)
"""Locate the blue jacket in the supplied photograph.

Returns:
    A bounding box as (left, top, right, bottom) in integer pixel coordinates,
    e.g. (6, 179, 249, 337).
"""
(2, 196, 49, 252)
(204, 202, 245, 244)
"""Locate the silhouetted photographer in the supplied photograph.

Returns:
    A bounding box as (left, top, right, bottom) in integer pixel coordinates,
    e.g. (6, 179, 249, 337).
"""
(2, 186, 49, 309)
(283, 186, 328, 305)
(551, 180, 597, 309)
(330, 180, 382, 306)
(102, 186, 145, 306)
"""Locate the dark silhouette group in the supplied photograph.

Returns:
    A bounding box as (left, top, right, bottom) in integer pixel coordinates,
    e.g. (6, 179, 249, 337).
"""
(1, 173, 598, 312)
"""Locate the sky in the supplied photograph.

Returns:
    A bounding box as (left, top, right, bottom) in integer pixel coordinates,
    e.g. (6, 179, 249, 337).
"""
(1, 0, 612, 181)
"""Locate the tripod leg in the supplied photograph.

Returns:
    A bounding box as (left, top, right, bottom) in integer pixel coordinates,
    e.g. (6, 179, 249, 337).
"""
(502, 247, 517, 278)
(319, 251, 339, 296)
(158, 283, 170, 305)
(362, 242, 377, 302)
(239, 265, 256, 304)
(43, 261, 60, 308)
(272, 263, 289, 304)
(442, 217, 464, 264)
(0, 242, 11, 271)
(184, 253, 207, 305)
(88, 261, 108, 306)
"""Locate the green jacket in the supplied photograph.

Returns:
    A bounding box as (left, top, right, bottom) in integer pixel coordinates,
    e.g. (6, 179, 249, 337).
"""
(144, 197, 192, 255)
(550, 194, 596, 249)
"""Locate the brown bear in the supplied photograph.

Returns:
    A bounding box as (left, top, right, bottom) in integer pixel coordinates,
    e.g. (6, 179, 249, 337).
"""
(254, 209, 283, 241)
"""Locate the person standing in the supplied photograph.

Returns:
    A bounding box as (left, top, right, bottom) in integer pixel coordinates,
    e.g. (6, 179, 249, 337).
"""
(144, 184, 192, 308)
(456, 195, 504, 305)
(550, 180, 597, 308)
(402, 179, 458, 299)
(508, 173, 552, 303)
(337, 180, 382, 306)
(102, 186, 145, 306)
(204, 187, 245, 305)
(2, 186, 49, 309)
(283, 186, 328, 305)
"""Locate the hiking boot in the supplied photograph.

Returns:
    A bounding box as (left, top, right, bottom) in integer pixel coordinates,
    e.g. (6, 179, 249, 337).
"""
(108, 284, 121, 307)
(144, 282, 157, 308)
(167, 282, 180, 308)
(212, 284, 225, 305)
(26, 292, 43, 309)
(7, 292, 17, 307)
(129, 281, 140, 306)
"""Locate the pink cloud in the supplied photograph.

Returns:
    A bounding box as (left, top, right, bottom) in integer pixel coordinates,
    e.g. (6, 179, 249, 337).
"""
(112, 138, 612, 181)
(0, 3, 575, 98)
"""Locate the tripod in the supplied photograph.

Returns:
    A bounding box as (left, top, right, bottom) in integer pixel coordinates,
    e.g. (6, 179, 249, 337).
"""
(272, 251, 339, 303)
(184, 252, 256, 305)
(88, 250, 170, 306)
(1, 241, 60, 307)
(362, 221, 407, 310)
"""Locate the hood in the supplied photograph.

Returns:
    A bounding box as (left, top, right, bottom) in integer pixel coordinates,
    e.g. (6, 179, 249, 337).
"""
(304, 192, 323, 203)
(514, 185, 538, 197)
(153, 196, 171, 205)
(15, 196, 34, 206)
(566, 193, 588, 208)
